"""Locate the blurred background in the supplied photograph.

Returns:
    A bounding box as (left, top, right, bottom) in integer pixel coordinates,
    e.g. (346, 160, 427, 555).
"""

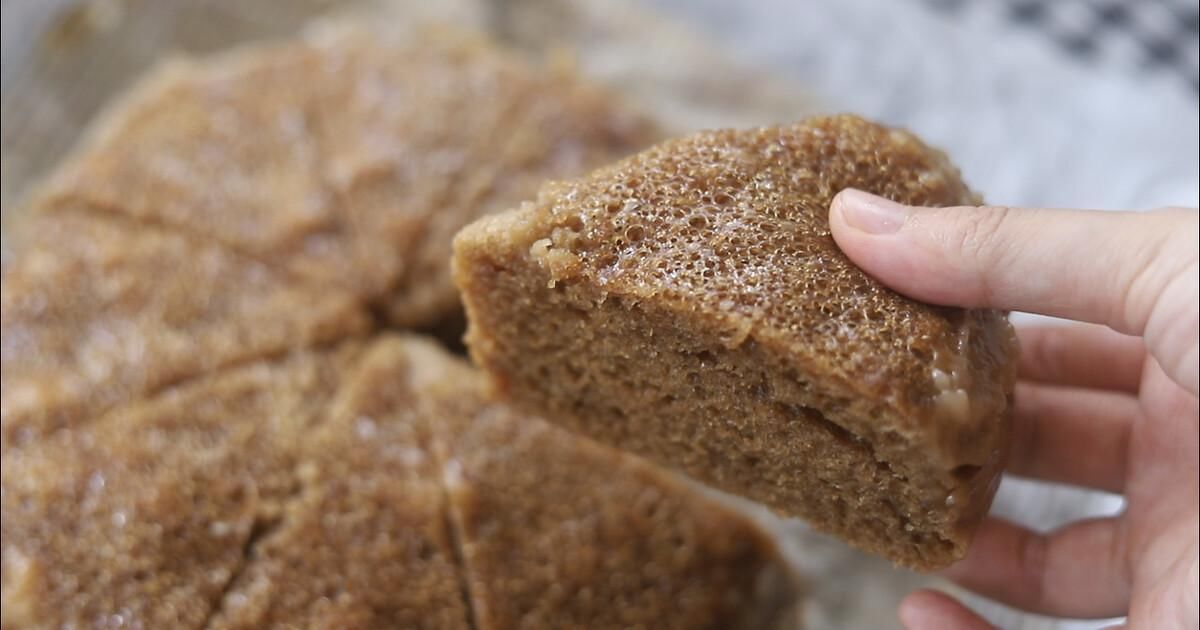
(2, 0, 1197, 628)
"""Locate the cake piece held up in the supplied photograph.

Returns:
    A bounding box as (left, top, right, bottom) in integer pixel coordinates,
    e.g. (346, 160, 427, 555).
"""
(453, 115, 1019, 569)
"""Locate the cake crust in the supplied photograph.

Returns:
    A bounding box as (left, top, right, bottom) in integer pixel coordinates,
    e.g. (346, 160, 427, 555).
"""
(454, 115, 1019, 569)
(39, 28, 655, 329)
(0, 206, 368, 447)
(206, 340, 471, 629)
(0, 346, 357, 628)
(2, 333, 801, 628)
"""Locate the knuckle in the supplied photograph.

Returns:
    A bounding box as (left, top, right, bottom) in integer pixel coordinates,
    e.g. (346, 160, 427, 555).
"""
(1019, 530, 1050, 609)
(953, 205, 1015, 261)
(945, 205, 1018, 303)
(1118, 212, 1197, 334)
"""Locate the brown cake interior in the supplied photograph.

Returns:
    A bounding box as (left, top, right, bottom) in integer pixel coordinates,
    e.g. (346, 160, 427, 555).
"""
(455, 115, 1019, 569)
(39, 27, 656, 328)
(206, 341, 470, 629)
(415, 340, 798, 630)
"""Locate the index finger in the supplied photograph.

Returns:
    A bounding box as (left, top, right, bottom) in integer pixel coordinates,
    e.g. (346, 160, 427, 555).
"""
(829, 190, 1196, 337)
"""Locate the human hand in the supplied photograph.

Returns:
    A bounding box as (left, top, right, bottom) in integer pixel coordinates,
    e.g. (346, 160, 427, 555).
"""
(829, 189, 1199, 629)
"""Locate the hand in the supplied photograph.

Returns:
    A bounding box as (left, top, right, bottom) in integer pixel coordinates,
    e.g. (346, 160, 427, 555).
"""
(829, 189, 1199, 629)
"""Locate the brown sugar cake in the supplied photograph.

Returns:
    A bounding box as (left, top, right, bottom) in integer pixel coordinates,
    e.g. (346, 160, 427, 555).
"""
(0, 346, 357, 629)
(407, 336, 800, 629)
(0, 205, 368, 447)
(44, 27, 655, 328)
(1, 23, 800, 626)
(454, 115, 1019, 569)
(206, 340, 470, 629)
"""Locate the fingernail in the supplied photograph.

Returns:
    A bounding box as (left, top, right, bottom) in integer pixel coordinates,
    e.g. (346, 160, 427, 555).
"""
(835, 189, 908, 234)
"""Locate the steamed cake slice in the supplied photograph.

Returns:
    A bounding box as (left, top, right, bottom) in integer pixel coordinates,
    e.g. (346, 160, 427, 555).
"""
(401, 337, 799, 629)
(207, 339, 470, 629)
(0, 346, 357, 629)
(0, 206, 368, 447)
(453, 115, 1019, 569)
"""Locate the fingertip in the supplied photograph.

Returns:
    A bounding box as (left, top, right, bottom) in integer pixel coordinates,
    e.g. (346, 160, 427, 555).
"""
(827, 188, 896, 272)
(899, 589, 993, 630)
(827, 188, 855, 235)
(897, 590, 936, 629)
(829, 188, 954, 304)
(830, 188, 908, 235)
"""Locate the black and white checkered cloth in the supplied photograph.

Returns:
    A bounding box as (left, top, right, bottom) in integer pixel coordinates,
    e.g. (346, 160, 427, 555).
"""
(928, 0, 1200, 94)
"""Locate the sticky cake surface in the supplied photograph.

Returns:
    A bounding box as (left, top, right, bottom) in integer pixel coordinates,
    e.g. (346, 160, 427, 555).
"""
(0, 207, 367, 447)
(43, 28, 655, 327)
(0, 347, 355, 628)
(455, 115, 1019, 568)
(2, 332, 800, 628)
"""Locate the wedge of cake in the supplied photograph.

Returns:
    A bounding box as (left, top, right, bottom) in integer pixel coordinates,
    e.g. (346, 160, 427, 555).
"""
(453, 115, 1019, 569)
(206, 340, 470, 629)
(408, 336, 800, 629)
(0, 205, 367, 447)
(0, 346, 358, 628)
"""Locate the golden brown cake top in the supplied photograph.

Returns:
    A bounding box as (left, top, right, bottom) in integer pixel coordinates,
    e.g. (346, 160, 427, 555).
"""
(0, 208, 367, 446)
(499, 115, 1012, 430)
(43, 27, 656, 315)
(0, 347, 355, 628)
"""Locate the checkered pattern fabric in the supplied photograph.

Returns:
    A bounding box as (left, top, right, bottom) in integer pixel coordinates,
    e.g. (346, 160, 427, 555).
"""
(928, 0, 1200, 94)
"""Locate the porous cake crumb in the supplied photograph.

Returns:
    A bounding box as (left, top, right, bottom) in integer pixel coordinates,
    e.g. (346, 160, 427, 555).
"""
(413, 336, 802, 629)
(454, 115, 1019, 569)
(207, 341, 470, 629)
(3, 335, 799, 628)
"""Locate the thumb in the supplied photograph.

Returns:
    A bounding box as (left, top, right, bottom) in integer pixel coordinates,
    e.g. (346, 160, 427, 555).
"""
(829, 189, 1198, 394)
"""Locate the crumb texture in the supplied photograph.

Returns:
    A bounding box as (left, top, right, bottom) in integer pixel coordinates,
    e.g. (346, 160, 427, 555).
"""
(420, 341, 799, 630)
(206, 341, 470, 629)
(455, 115, 1019, 569)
